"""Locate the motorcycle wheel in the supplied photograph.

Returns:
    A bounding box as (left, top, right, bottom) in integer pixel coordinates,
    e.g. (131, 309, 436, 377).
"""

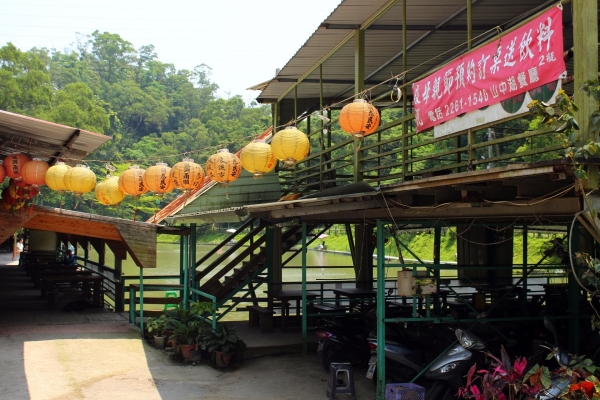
(427, 381, 451, 400)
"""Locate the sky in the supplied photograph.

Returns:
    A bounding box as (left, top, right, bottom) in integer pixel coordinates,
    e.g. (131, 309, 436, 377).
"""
(0, 0, 342, 103)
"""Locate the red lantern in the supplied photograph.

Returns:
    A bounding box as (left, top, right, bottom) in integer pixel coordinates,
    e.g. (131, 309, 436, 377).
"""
(0, 164, 5, 183)
(2, 153, 31, 180)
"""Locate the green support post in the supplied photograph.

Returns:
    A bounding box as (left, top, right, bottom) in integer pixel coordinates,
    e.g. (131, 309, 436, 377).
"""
(183, 234, 189, 310)
(522, 226, 528, 314)
(401, 0, 409, 181)
(179, 232, 184, 300)
(266, 227, 274, 309)
(139, 267, 144, 333)
(433, 226, 441, 314)
(190, 224, 198, 302)
(353, 28, 365, 183)
(302, 222, 308, 355)
(376, 220, 386, 400)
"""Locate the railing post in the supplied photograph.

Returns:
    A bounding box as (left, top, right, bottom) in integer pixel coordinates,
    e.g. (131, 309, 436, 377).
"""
(139, 268, 144, 333)
(376, 220, 386, 400)
(190, 223, 198, 302)
(183, 233, 189, 310)
(301, 222, 308, 355)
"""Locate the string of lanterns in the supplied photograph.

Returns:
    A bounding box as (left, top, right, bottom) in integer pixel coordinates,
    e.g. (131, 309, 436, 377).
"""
(0, 97, 380, 210)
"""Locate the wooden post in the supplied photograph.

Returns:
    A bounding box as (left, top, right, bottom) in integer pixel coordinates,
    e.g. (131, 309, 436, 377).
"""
(573, 0, 599, 187)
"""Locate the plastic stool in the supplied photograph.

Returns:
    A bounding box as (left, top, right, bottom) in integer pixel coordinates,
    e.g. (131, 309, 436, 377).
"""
(327, 362, 356, 400)
(164, 291, 178, 310)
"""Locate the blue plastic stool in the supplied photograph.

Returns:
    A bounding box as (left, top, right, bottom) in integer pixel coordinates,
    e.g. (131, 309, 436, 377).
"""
(164, 291, 178, 310)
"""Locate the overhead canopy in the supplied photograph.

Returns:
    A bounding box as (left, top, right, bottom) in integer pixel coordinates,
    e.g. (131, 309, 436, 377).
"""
(0, 110, 111, 165)
(255, 0, 572, 120)
(168, 162, 580, 225)
(0, 205, 187, 268)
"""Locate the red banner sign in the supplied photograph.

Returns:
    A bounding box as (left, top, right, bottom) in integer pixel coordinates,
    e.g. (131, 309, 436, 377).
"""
(412, 5, 566, 132)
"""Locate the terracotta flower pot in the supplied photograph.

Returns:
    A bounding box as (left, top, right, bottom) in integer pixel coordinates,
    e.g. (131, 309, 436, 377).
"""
(180, 344, 196, 359)
(214, 351, 234, 367)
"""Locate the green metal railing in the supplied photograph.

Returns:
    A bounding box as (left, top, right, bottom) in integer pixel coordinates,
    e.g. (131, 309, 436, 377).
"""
(281, 110, 563, 195)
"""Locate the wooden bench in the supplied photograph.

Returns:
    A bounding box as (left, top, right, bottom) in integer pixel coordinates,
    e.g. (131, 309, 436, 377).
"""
(242, 305, 274, 333)
(313, 304, 347, 314)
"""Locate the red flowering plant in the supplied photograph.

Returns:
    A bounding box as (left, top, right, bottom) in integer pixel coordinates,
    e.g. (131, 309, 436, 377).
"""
(458, 345, 600, 400)
(457, 345, 551, 400)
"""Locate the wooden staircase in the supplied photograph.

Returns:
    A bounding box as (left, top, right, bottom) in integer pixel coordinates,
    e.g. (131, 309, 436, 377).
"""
(194, 219, 331, 311)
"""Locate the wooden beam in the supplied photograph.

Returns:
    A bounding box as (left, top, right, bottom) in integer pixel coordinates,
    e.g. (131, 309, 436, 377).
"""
(116, 223, 157, 269)
(0, 209, 35, 244)
(25, 215, 122, 241)
(105, 240, 128, 261)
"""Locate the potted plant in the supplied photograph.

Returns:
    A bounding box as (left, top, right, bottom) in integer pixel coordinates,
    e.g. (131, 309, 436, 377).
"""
(202, 324, 246, 367)
(170, 319, 204, 359)
(146, 314, 169, 349)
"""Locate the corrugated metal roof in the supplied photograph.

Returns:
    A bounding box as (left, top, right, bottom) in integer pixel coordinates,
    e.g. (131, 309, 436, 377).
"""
(0, 110, 111, 164)
(255, 0, 569, 106)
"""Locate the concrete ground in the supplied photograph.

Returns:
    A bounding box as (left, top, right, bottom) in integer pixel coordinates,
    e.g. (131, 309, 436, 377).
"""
(0, 253, 376, 400)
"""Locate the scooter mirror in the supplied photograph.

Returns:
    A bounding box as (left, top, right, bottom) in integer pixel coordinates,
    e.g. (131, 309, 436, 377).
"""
(543, 316, 559, 346)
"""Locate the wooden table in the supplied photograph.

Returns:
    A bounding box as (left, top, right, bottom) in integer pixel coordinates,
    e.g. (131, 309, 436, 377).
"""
(332, 288, 377, 312)
(32, 269, 91, 289)
(265, 290, 319, 330)
(40, 275, 104, 307)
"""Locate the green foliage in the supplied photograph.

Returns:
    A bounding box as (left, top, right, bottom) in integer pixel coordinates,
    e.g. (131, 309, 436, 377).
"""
(0, 32, 272, 220)
(146, 314, 169, 335)
(201, 324, 246, 354)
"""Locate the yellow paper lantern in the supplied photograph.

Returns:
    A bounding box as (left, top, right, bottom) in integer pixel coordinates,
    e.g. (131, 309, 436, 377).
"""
(143, 162, 175, 195)
(118, 166, 147, 198)
(45, 162, 71, 193)
(3, 153, 31, 180)
(171, 158, 205, 191)
(205, 149, 241, 185)
(339, 99, 380, 138)
(21, 158, 49, 187)
(63, 164, 97, 196)
(270, 126, 309, 167)
(95, 176, 126, 206)
(240, 140, 276, 177)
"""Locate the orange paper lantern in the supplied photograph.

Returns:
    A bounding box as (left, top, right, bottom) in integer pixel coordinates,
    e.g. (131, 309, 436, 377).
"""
(118, 166, 148, 198)
(171, 158, 205, 191)
(205, 149, 241, 185)
(0, 164, 6, 183)
(21, 158, 49, 187)
(339, 99, 380, 138)
(143, 162, 175, 195)
(3, 153, 31, 180)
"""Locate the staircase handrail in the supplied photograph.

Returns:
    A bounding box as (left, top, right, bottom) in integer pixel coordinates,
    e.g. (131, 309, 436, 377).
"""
(196, 223, 266, 281)
(194, 217, 255, 268)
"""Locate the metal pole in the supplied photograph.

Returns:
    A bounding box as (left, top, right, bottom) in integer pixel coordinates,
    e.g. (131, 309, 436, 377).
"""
(183, 233, 189, 309)
(522, 226, 528, 314)
(301, 222, 308, 355)
(376, 220, 386, 400)
(190, 223, 197, 302)
(401, 0, 409, 181)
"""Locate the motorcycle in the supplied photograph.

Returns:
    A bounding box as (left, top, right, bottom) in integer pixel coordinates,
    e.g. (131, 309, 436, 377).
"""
(316, 316, 373, 373)
(365, 323, 455, 392)
(425, 327, 487, 399)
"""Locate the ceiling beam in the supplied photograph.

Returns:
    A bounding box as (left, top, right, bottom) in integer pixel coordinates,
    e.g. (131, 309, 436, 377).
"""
(321, 23, 498, 31)
(50, 129, 80, 166)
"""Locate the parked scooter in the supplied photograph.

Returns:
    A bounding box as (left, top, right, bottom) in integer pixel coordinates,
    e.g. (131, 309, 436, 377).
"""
(316, 316, 372, 372)
(425, 327, 487, 399)
(365, 323, 455, 391)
